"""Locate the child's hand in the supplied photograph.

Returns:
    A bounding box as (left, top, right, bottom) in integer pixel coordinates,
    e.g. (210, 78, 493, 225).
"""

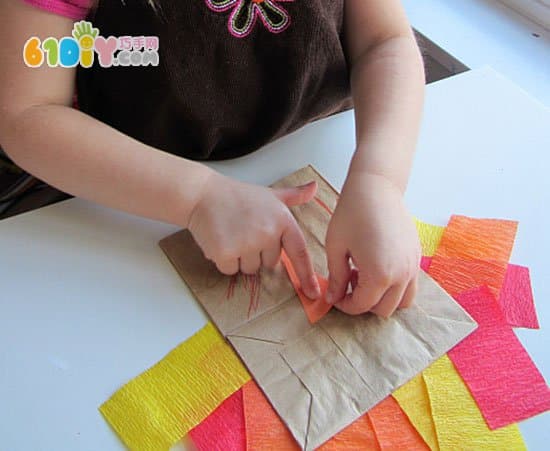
(325, 173, 421, 316)
(188, 172, 321, 299)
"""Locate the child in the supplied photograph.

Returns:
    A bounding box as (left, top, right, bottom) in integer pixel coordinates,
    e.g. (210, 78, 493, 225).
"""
(0, 0, 424, 317)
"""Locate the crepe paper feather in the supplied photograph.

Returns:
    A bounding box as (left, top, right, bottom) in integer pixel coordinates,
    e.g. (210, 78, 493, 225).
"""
(448, 287, 550, 429)
(367, 396, 430, 450)
(423, 355, 526, 450)
(99, 323, 250, 450)
(189, 389, 246, 451)
(498, 264, 539, 329)
(393, 374, 440, 451)
(280, 249, 331, 323)
(429, 215, 517, 298)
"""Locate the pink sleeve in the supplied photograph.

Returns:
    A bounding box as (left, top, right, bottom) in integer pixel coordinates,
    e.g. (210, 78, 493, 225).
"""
(22, 0, 92, 20)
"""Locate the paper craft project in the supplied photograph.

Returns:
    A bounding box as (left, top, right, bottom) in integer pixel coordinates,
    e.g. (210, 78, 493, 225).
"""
(448, 287, 550, 429)
(367, 396, 429, 450)
(499, 264, 539, 329)
(423, 355, 526, 450)
(159, 166, 477, 450)
(99, 323, 250, 451)
(392, 375, 439, 451)
(189, 389, 246, 451)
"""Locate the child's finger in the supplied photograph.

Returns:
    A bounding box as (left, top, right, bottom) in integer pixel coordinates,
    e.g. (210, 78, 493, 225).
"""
(273, 181, 317, 207)
(240, 252, 261, 275)
(350, 268, 359, 292)
(370, 283, 407, 318)
(281, 220, 320, 299)
(326, 248, 351, 304)
(215, 257, 239, 276)
(334, 280, 386, 315)
(398, 276, 417, 309)
(261, 245, 281, 269)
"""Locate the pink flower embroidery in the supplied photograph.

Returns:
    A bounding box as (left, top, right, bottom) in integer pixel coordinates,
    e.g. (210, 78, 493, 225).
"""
(205, 0, 294, 38)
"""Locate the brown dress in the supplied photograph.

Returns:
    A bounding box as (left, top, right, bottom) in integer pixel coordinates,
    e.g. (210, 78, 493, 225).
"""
(77, 0, 353, 160)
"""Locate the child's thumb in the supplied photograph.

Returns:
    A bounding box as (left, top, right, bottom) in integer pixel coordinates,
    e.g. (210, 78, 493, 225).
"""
(274, 181, 317, 207)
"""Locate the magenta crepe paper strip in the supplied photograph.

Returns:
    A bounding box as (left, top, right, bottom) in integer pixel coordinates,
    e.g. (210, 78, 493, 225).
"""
(189, 389, 246, 451)
(498, 264, 539, 329)
(448, 287, 550, 429)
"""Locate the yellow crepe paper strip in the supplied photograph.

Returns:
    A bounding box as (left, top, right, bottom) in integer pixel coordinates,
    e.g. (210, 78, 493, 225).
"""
(393, 218, 445, 451)
(393, 374, 440, 451)
(100, 323, 250, 451)
(414, 218, 445, 257)
(423, 355, 526, 451)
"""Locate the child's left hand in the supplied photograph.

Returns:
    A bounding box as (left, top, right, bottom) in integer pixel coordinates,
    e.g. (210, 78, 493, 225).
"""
(325, 172, 421, 317)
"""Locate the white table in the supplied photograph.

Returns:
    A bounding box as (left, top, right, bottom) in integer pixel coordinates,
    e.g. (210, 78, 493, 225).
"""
(1, 67, 548, 450)
(403, 0, 550, 106)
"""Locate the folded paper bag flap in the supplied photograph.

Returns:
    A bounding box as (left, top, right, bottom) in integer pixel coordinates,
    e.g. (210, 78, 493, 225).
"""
(279, 327, 378, 450)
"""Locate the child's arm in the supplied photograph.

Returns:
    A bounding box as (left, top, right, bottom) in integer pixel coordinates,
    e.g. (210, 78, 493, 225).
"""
(0, 1, 320, 298)
(325, 0, 425, 315)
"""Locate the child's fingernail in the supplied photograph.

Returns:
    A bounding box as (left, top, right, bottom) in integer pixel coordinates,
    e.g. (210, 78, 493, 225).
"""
(326, 291, 334, 304)
(310, 276, 321, 298)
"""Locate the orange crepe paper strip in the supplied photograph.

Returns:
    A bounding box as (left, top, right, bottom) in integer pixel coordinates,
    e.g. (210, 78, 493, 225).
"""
(318, 415, 380, 451)
(368, 396, 430, 450)
(242, 380, 299, 451)
(243, 378, 381, 450)
(429, 216, 517, 298)
(280, 250, 331, 323)
(428, 256, 508, 298)
(434, 216, 517, 262)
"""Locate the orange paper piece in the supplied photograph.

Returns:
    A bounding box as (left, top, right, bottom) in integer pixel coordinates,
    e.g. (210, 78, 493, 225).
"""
(428, 256, 507, 298)
(318, 415, 380, 451)
(429, 216, 517, 297)
(435, 215, 517, 262)
(244, 378, 381, 450)
(242, 380, 299, 451)
(280, 250, 331, 323)
(368, 396, 430, 450)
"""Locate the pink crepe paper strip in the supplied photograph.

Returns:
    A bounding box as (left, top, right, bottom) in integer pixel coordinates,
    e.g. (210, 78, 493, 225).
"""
(498, 264, 539, 329)
(420, 256, 432, 272)
(448, 287, 550, 429)
(189, 389, 246, 451)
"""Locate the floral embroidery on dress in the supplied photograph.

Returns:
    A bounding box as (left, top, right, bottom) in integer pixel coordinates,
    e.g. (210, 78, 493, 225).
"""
(205, 0, 294, 38)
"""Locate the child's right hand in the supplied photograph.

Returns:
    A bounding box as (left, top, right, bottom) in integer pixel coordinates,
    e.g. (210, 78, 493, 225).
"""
(187, 172, 321, 299)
